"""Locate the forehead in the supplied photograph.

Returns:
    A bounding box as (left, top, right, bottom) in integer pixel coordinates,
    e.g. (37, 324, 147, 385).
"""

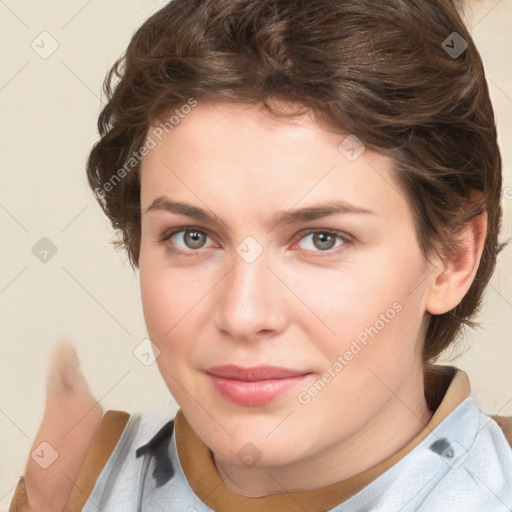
(139, 100, 410, 225)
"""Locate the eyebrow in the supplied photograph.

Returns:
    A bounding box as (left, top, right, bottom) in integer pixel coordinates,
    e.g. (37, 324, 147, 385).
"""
(145, 196, 376, 227)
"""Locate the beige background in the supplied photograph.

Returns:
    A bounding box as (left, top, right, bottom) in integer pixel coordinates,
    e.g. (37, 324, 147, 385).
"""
(0, 0, 511, 508)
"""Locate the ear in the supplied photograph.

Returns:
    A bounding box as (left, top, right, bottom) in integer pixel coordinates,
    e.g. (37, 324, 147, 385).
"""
(425, 210, 487, 315)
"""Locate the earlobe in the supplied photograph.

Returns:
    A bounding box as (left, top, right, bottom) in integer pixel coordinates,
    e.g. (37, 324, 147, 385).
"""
(425, 210, 488, 316)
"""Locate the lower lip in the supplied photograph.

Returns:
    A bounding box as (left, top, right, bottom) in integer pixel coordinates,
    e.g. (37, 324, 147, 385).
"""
(207, 374, 309, 407)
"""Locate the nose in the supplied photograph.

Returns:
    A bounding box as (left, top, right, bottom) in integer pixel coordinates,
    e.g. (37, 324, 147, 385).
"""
(214, 243, 289, 343)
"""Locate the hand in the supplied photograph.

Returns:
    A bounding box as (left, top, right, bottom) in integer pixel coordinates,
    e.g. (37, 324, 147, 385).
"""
(23, 339, 104, 512)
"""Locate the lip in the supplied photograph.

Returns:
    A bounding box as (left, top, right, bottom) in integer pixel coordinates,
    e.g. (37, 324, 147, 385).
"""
(206, 365, 311, 407)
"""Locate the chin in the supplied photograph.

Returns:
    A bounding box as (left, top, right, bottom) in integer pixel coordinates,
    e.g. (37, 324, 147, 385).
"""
(208, 425, 310, 469)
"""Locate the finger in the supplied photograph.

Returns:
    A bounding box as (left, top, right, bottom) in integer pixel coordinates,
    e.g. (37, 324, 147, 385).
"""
(23, 338, 104, 512)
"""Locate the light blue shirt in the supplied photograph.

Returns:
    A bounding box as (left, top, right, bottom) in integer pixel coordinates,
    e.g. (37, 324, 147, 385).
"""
(84, 396, 512, 511)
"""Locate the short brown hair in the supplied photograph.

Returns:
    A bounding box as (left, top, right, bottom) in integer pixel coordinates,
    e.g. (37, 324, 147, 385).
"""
(86, 0, 507, 363)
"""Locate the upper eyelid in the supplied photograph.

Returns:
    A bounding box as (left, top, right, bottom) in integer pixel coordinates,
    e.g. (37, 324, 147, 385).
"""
(160, 226, 216, 243)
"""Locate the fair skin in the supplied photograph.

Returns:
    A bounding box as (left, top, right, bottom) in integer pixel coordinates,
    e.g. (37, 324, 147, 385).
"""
(138, 99, 487, 496)
(24, 99, 486, 509)
(23, 341, 103, 512)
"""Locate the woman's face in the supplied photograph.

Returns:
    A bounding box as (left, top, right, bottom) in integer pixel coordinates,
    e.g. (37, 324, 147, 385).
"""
(138, 100, 436, 473)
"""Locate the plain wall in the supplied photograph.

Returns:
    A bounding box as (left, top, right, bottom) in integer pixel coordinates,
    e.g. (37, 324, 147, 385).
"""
(1, 0, 511, 508)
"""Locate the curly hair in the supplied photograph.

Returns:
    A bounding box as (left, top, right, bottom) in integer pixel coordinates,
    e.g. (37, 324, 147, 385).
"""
(86, 0, 507, 364)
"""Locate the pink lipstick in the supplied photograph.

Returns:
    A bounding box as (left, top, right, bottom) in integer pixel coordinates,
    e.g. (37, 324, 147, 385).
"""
(206, 365, 310, 407)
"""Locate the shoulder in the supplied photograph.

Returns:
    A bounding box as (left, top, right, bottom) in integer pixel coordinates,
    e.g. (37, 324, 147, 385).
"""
(8, 410, 137, 512)
(491, 414, 512, 446)
(422, 399, 512, 510)
(62, 410, 132, 511)
(80, 406, 178, 511)
(394, 397, 512, 510)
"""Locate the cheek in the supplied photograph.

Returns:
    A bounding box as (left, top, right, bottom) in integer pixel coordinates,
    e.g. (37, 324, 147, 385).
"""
(139, 261, 212, 366)
(140, 270, 168, 337)
(300, 252, 426, 368)
(139, 265, 191, 349)
(299, 266, 402, 336)
(139, 268, 197, 399)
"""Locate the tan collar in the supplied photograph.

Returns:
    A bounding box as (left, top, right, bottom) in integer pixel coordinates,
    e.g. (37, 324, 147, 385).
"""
(175, 366, 471, 512)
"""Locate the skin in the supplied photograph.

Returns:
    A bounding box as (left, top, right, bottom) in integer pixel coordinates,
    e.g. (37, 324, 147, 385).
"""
(24, 340, 103, 512)
(138, 99, 487, 496)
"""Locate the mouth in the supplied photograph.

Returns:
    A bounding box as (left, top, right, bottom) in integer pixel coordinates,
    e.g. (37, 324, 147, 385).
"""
(205, 365, 311, 407)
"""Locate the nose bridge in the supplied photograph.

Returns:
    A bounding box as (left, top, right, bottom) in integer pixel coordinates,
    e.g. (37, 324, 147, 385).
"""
(229, 241, 273, 313)
(215, 238, 286, 339)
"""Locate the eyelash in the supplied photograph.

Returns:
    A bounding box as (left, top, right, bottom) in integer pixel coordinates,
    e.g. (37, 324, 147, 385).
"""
(158, 226, 352, 258)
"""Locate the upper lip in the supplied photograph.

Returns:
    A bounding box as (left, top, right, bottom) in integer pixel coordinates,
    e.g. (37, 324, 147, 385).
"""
(206, 365, 310, 381)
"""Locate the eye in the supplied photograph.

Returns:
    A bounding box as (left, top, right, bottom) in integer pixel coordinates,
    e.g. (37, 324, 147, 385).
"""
(159, 227, 214, 255)
(295, 229, 350, 255)
(158, 226, 351, 257)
